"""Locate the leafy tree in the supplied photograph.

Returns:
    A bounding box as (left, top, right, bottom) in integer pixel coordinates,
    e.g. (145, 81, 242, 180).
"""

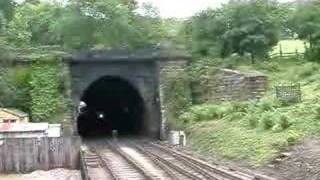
(190, 0, 280, 62)
(7, 2, 63, 47)
(0, 0, 16, 22)
(223, 0, 279, 61)
(7, 4, 33, 47)
(6, 0, 165, 50)
(289, 1, 320, 57)
(191, 9, 228, 57)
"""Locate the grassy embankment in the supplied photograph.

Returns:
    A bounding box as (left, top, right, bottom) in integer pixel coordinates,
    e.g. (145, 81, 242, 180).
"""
(180, 58, 320, 166)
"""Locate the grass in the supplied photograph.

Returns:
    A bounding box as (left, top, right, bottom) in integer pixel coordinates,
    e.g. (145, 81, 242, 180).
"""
(271, 39, 308, 55)
(180, 58, 320, 166)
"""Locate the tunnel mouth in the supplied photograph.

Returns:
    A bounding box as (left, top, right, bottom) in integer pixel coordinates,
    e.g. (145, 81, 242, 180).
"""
(77, 76, 145, 138)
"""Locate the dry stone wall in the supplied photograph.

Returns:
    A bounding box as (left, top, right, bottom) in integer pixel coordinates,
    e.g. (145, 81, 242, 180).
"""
(194, 69, 268, 103)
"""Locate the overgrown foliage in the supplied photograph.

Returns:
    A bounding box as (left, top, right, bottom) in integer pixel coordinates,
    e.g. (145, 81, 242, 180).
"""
(30, 60, 66, 122)
(0, 56, 67, 123)
(163, 71, 192, 129)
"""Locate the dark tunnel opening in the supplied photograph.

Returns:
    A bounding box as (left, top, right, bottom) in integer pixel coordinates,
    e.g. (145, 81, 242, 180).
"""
(77, 76, 145, 137)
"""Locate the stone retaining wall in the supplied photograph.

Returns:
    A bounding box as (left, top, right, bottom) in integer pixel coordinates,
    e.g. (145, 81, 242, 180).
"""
(193, 69, 268, 103)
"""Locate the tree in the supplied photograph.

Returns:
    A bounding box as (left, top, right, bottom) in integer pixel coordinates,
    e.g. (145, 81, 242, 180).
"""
(0, 0, 16, 22)
(0, 0, 14, 60)
(191, 9, 228, 57)
(289, 1, 320, 60)
(7, 2, 63, 47)
(224, 0, 280, 61)
(190, 0, 280, 61)
(4, 0, 167, 50)
(51, 0, 165, 49)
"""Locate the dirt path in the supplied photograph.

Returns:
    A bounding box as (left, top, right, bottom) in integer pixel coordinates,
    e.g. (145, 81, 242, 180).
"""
(0, 168, 80, 180)
(258, 137, 320, 180)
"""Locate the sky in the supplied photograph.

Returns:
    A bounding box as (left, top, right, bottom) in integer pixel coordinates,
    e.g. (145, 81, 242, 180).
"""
(137, 0, 295, 18)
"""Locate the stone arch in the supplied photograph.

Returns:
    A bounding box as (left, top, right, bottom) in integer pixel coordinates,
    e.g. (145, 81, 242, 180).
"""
(77, 75, 146, 137)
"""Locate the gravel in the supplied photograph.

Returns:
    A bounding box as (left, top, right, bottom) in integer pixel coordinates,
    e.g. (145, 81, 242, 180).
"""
(0, 168, 81, 180)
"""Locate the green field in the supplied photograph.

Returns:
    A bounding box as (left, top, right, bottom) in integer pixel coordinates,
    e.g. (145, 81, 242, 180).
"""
(271, 40, 309, 55)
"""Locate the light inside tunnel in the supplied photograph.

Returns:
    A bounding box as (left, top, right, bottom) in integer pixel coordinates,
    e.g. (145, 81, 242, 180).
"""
(77, 76, 145, 137)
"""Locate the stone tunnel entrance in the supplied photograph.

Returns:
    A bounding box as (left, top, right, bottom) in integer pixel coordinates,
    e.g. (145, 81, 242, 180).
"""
(77, 76, 145, 137)
(66, 47, 190, 139)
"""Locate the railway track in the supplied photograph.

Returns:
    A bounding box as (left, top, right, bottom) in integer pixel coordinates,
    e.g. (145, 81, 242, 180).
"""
(81, 139, 276, 180)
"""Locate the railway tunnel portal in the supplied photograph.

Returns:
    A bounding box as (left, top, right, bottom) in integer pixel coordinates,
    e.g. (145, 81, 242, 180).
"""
(66, 47, 190, 139)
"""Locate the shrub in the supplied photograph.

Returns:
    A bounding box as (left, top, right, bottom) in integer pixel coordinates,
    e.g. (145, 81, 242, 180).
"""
(305, 48, 320, 62)
(287, 130, 300, 145)
(232, 102, 250, 113)
(298, 63, 317, 78)
(315, 106, 320, 119)
(260, 112, 276, 130)
(256, 100, 276, 112)
(248, 114, 259, 128)
(190, 105, 221, 121)
(279, 114, 291, 130)
(272, 124, 283, 133)
(271, 139, 289, 149)
(163, 71, 192, 119)
(178, 112, 198, 124)
(265, 61, 280, 72)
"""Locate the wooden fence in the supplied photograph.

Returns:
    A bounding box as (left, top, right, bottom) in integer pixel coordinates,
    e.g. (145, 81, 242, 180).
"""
(269, 52, 304, 59)
(0, 136, 81, 173)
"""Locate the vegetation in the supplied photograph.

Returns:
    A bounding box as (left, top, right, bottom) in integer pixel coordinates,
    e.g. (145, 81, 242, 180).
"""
(190, 0, 282, 61)
(289, 1, 320, 61)
(0, 0, 320, 168)
(0, 0, 167, 122)
(178, 58, 320, 165)
(30, 60, 66, 123)
(163, 71, 192, 129)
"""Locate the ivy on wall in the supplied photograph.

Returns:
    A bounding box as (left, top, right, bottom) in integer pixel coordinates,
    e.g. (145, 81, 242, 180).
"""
(30, 58, 66, 122)
(188, 58, 219, 104)
(163, 71, 192, 128)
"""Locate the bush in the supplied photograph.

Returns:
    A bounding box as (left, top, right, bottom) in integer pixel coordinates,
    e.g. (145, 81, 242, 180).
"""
(260, 112, 276, 130)
(248, 114, 259, 128)
(163, 71, 192, 119)
(298, 63, 318, 78)
(190, 105, 220, 121)
(232, 102, 250, 113)
(256, 100, 277, 112)
(279, 114, 291, 130)
(0, 67, 32, 112)
(262, 61, 280, 72)
(271, 139, 289, 149)
(305, 48, 320, 62)
(178, 112, 198, 124)
(287, 130, 300, 145)
(315, 106, 320, 119)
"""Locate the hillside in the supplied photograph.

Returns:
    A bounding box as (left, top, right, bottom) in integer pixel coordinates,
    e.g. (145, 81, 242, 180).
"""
(180, 58, 320, 166)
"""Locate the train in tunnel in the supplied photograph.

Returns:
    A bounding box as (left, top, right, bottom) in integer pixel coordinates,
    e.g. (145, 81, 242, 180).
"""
(76, 76, 145, 137)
